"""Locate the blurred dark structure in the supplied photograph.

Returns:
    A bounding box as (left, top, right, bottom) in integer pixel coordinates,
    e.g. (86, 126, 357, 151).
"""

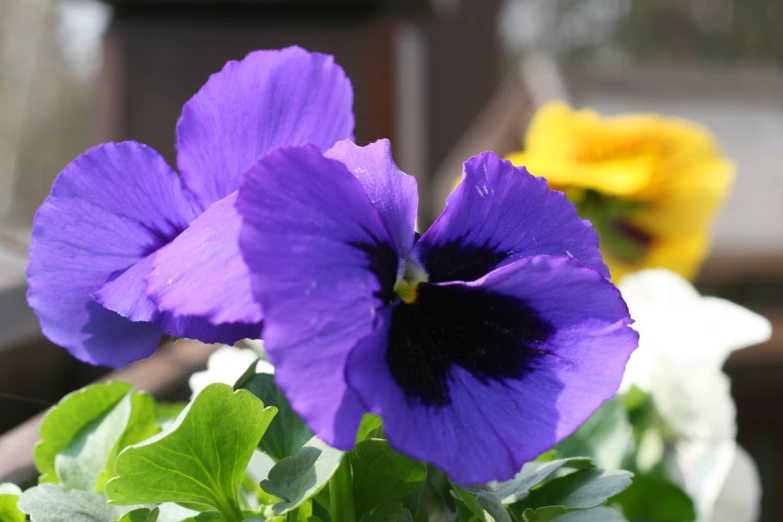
(614, 0, 783, 64)
(97, 0, 502, 221)
(513, 0, 783, 66)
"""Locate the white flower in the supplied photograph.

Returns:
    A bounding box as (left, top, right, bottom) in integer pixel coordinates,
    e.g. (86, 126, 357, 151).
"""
(618, 269, 770, 522)
(188, 341, 274, 400)
(710, 445, 762, 522)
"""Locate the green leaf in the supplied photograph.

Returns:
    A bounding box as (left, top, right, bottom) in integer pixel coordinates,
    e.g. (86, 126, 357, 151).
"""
(413, 465, 456, 519)
(493, 458, 595, 504)
(622, 385, 650, 412)
(611, 474, 696, 522)
(99, 391, 160, 489)
(351, 439, 427, 517)
(236, 372, 312, 461)
(623, 387, 667, 447)
(114, 508, 160, 522)
(18, 483, 130, 522)
(0, 483, 24, 522)
(105, 383, 276, 522)
(35, 381, 133, 483)
(557, 400, 632, 470)
(311, 494, 332, 522)
(521, 509, 555, 522)
(266, 500, 324, 522)
(184, 513, 225, 522)
(329, 458, 354, 522)
(154, 503, 200, 522)
(156, 402, 188, 429)
(552, 507, 627, 521)
(454, 484, 511, 522)
(522, 508, 564, 522)
(165, 512, 224, 522)
(57, 390, 159, 492)
(356, 415, 383, 443)
(512, 469, 633, 522)
(260, 436, 344, 516)
(362, 502, 413, 522)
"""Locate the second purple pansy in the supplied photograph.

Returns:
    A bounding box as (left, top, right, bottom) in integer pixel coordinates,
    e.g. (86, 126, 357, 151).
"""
(235, 139, 638, 485)
(27, 46, 354, 367)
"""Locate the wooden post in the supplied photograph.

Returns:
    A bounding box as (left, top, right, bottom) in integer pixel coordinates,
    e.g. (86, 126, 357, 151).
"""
(97, 0, 503, 222)
(98, 1, 434, 170)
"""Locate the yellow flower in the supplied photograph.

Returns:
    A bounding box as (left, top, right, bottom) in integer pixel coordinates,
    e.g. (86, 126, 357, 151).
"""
(506, 101, 734, 282)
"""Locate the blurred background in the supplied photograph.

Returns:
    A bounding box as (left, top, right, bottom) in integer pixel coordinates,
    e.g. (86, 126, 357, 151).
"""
(0, 0, 781, 516)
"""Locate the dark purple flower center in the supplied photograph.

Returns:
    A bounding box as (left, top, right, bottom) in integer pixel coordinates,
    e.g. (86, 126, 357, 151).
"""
(385, 283, 555, 407)
(353, 229, 556, 408)
(417, 237, 512, 283)
(350, 228, 399, 305)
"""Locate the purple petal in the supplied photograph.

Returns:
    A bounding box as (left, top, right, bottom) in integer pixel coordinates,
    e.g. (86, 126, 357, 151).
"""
(236, 145, 401, 448)
(156, 313, 261, 345)
(416, 152, 609, 282)
(325, 139, 418, 257)
(145, 192, 262, 326)
(95, 251, 260, 344)
(176, 46, 354, 208)
(27, 142, 200, 367)
(345, 256, 636, 485)
(94, 253, 160, 322)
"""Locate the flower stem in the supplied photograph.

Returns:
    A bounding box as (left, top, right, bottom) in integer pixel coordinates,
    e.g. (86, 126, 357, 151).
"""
(329, 458, 355, 522)
(217, 500, 244, 522)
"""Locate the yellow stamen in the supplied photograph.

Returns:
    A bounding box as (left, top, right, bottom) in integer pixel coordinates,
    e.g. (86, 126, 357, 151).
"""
(394, 280, 420, 304)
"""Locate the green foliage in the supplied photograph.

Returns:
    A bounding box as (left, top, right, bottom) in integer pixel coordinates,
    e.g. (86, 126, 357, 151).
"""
(179, 512, 225, 522)
(105, 383, 276, 522)
(557, 400, 633, 470)
(17, 483, 130, 522)
(574, 190, 648, 263)
(361, 502, 413, 522)
(260, 436, 344, 516)
(57, 390, 159, 492)
(101, 392, 161, 488)
(6, 369, 649, 522)
(156, 402, 188, 429)
(114, 507, 160, 522)
(553, 507, 628, 521)
(0, 483, 25, 522)
(454, 484, 511, 522)
(493, 458, 595, 504)
(235, 371, 312, 461)
(35, 381, 133, 483)
(612, 474, 696, 522)
(355, 415, 384, 443)
(351, 439, 427, 517)
(510, 469, 633, 522)
(154, 503, 201, 521)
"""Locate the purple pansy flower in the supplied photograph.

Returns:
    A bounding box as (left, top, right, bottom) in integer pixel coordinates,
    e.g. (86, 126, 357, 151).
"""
(235, 140, 638, 485)
(27, 46, 354, 367)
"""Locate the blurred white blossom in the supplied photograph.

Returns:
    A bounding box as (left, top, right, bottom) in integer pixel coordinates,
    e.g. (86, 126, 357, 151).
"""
(619, 269, 770, 522)
(188, 342, 274, 400)
(57, 0, 110, 80)
(711, 445, 762, 522)
(498, 0, 630, 55)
